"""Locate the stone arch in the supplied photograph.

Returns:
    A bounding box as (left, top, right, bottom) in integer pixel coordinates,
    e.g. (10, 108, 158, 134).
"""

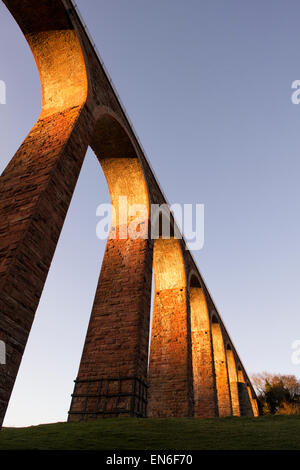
(237, 367, 253, 416)
(91, 112, 150, 238)
(237, 367, 244, 383)
(69, 112, 153, 420)
(147, 238, 193, 417)
(211, 315, 232, 416)
(226, 346, 240, 416)
(247, 385, 259, 417)
(189, 276, 217, 417)
(4, 0, 88, 118)
(150, 202, 181, 241)
(0, 0, 91, 427)
(91, 112, 138, 158)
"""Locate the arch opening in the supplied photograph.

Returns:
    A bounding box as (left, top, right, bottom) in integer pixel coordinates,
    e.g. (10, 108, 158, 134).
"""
(4, 0, 88, 118)
(226, 346, 240, 416)
(189, 280, 217, 417)
(211, 317, 232, 416)
(247, 384, 259, 417)
(237, 368, 254, 416)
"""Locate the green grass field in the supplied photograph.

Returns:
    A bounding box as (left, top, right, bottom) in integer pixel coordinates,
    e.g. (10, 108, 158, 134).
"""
(0, 415, 300, 450)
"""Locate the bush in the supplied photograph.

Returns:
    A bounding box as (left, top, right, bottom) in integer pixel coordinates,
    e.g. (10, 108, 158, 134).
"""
(252, 372, 300, 415)
(276, 402, 300, 415)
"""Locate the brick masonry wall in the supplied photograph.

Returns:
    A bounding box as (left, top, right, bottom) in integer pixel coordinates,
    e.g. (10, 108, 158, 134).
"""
(226, 349, 241, 416)
(0, 106, 93, 426)
(190, 287, 218, 418)
(247, 385, 259, 417)
(147, 239, 193, 418)
(211, 321, 233, 416)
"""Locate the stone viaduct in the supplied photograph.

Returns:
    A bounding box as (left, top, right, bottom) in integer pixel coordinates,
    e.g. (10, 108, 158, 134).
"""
(0, 0, 258, 426)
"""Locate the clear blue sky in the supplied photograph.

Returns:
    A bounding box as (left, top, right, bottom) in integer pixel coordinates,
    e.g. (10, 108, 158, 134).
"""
(1, 0, 300, 426)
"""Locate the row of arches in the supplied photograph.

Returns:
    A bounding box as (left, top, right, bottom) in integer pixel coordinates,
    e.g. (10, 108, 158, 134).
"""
(66, 112, 258, 420)
(0, 0, 258, 422)
(147, 238, 259, 418)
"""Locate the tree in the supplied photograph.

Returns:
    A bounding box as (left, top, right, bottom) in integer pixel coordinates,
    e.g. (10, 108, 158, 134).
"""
(251, 372, 300, 415)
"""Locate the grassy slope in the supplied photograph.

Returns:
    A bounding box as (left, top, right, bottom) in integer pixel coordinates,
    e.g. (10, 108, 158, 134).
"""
(0, 416, 300, 450)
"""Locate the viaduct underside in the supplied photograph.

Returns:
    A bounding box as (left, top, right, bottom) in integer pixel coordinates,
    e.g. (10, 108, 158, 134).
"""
(0, 0, 258, 426)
